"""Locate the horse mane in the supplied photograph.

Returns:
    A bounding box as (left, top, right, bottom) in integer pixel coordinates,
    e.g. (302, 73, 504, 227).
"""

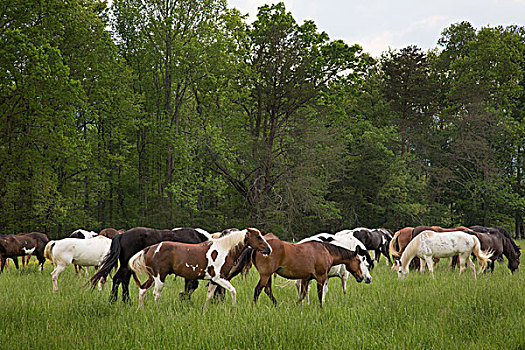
(212, 229, 248, 257)
(400, 231, 428, 270)
(319, 242, 356, 261)
(493, 226, 521, 255)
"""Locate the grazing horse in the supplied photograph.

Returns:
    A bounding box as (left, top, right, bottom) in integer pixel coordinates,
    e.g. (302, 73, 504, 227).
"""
(129, 228, 272, 307)
(44, 236, 112, 292)
(337, 228, 392, 266)
(467, 226, 520, 273)
(390, 226, 469, 269)
(296, 233, 373, 303)
(0, 234, 37, 272)
(397, 230, 492, 279)
(237, 234, 366, 306)
(90, 227, 211, 303)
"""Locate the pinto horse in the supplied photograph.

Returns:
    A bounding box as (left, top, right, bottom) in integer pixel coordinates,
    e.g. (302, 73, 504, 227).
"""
(44, 235, 112, 292)
(0, 234, 37, 273)
(90, 227, 211, 303)
(20, 232, 49, 271)
(397, 230, 492, 279)
(336, 228, 392, 266)
(236, 234, 366, 306)
(129, 228, 272, 307)
(296, 233, 372, 303)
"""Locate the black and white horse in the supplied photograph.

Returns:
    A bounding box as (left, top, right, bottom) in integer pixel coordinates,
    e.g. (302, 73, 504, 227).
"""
(336, 228, 393, 266)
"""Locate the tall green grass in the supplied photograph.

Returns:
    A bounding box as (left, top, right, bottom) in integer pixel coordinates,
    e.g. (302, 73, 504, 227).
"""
(0, 244, 524, 350)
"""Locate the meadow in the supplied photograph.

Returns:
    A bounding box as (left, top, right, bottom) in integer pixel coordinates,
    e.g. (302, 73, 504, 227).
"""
(1, 245, 524, 350)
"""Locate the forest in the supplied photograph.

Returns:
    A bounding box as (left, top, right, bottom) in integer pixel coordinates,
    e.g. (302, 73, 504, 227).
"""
(1, 0, 525, 240)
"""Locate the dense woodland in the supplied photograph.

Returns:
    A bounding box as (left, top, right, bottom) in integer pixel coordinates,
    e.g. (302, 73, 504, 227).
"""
(2, 0, 525, 240)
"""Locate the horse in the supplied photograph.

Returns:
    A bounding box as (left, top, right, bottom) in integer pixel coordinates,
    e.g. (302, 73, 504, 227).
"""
(389, 226, 469, 270)
(336, 228, 392, 266)
(295, 233, 373, 303)
(233, 234, 366, 306)
(98, 228, 122, 240)
(90, 227, 211, 303)
(0, 234, 37, 273)
(397, 230, 492, 279)
(44, 235, 112, 292)
(467, 226, 520, 273)
(69, 229, 99, 276)
(20, 232, 49, 271)
(128, 227, 272, 307)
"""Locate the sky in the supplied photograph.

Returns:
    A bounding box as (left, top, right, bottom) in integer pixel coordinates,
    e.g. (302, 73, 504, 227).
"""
(227, 0, 525, 57)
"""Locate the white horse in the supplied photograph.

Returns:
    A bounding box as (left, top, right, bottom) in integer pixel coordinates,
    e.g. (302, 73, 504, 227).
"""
(296, 233, 373, 304)
(69, 229, 99, 276)
(44, 236, 112, 292)
(397, 230, 492, 279)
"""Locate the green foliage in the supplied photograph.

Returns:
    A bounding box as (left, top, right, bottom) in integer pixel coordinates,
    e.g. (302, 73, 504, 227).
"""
(1, 0, 525, 238)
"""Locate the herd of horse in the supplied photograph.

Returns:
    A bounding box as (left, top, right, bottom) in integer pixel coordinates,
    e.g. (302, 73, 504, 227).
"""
(0, 224, 520, 307)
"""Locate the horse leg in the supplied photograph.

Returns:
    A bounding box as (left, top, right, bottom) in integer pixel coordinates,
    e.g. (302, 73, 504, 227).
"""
(138, 277, 154, 307)
(110, 267, 125, 303)
(419, 258, 426, 273)
(263, 275, 277, 306)
(51, 264, 68, 292)
(423, 256, 434, 278)
(152, 274, 166, 305)
(180, 279, 199, 300)
(13, 257, 19, 270)
(467, 256, 476, 279)
(254, 274, 271, 304)
(205, 283, 218, 309)
(375, 249, 381, 264)
(0, 257, 6, 273)
(211, 278, 237, 306)
(121, 269, 133, 303)
(316, 275, 328, 307)
(341, 270, 349, 296)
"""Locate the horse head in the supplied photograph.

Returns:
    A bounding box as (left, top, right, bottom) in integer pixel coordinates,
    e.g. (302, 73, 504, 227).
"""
(245, 228, 272, 256)
(355, 246, 372, 284)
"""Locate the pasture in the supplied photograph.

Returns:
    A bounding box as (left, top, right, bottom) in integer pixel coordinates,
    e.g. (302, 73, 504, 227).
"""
(1, 246, 524, 350)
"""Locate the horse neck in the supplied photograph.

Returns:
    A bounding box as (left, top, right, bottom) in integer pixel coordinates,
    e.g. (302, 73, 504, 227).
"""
(501, 236, 519, 260)
(399, 236, 420, 271)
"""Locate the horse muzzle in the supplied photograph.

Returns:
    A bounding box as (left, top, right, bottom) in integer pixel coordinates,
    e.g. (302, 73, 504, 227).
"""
(364, 276, 372, 284)
(355, 275, 364, 283)
(261, 248, 272, 256)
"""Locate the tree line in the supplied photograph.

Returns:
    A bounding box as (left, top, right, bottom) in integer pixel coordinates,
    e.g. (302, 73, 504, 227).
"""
(1, 0, 525, 240)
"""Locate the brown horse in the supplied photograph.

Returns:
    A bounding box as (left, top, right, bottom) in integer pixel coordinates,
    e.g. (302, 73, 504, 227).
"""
(21, 232, 49, 271)
(243, 234, 366, 306)
(128, 228, 272, 307)
(99, 228, 122, 240)
(0, 235, 37, 273)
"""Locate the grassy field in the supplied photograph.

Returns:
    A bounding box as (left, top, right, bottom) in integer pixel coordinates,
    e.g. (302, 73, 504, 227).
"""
(0, 243, 524, 350)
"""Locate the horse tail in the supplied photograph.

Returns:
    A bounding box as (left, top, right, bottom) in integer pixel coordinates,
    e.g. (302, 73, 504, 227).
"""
(128, 248, 152, 279)
(90, 234, 122, 288)
(227, 247, 254, 280)
(471, 236, 493, 273)
(44, 241, 55, 262)
(389, 230, 402, 258)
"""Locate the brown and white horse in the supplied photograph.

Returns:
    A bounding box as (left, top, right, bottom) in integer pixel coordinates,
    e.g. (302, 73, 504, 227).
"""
(129, 228, 272, 307)
(0, 234, 37, 273)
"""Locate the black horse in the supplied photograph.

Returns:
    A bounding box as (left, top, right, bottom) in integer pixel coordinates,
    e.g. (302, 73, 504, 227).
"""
(90, 227, 210, 303)
(452, 226, 520, 273)
(351, 228, 392, 266)
(471, 226, 520, 272)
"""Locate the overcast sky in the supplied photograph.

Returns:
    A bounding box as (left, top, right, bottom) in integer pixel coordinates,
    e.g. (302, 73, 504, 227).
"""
(227, 0, 525, 57)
